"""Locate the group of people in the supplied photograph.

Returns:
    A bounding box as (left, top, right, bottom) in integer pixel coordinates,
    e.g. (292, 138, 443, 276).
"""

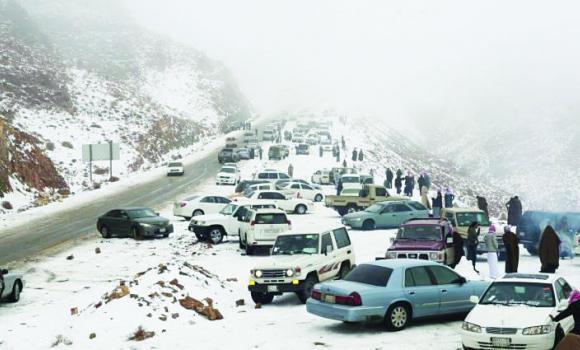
(351, 148, 364, 162)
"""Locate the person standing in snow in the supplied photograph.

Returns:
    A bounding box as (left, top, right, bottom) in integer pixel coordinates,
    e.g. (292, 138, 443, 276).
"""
(336, 147, 341, 162)
(420, 186, 432, 210)
(444, 188, 455, 208)
(341, 136, 346, 150)
(432, 190, 443, 217)
(396, 168, 403, 179)
(358, 149, 364, 161)
(249, 147, 255, 159)
(385, 168, 393, 189)
(485, 224, 500, 279)
(336, 179, 343, 196)
(404, 172, 415, 197)
(477, 196, 489, 216)
(539, 224, 561, 273)
(466, 222, 480, 273)
(506, 196, 523, 226)
(423, 172, 431, 190)
(319, 145, 323, 157)
(288, 163, 294, 178)
(352, 148, 358, 162)
(418, 173, 425, 191)
(502, 226, 520, 273)
(450, 230, 465, 269)
(395, 174, 403, 195)
(258, 147, 263, 160)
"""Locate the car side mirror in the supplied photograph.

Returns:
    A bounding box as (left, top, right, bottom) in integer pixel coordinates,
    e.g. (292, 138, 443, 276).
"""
(469, 295, 480, 304)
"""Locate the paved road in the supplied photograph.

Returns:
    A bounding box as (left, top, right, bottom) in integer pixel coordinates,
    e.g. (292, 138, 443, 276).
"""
(0, 147, 224, 265)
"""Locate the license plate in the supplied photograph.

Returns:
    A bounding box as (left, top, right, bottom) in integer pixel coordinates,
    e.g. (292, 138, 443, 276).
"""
(267, 285, 279, 292)
(159, 228, 166, 233)
(264, 229, 278, 234)
(491, 337, 511, 347)
(323, 295, 336, 304)
(409, 254, 417, 258)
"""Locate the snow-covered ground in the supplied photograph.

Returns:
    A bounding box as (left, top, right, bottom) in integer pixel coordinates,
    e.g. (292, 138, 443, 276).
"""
(1, 120, 579, 350)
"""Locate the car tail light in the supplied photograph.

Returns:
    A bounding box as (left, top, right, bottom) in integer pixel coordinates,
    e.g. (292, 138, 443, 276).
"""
(336, 292, 362, 306)
(311, 289, 321, 300)
(250, 220, 256, 226)
(295, 267, 301, 273)
(180, 202, 187, 208)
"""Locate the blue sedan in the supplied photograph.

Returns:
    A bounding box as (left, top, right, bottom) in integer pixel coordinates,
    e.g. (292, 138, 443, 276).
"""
(306, 260, 489, 331)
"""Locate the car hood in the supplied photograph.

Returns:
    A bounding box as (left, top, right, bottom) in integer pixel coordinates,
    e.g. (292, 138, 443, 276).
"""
(389, 240, 444, 251)
(134, 217, 169, 225)
(466, 304, 553, 329)
(252, 254, 322, 270)
(191, 213, 228, 223)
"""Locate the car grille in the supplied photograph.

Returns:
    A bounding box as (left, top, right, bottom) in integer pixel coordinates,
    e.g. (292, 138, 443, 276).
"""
(397, 253, 429, 260)
(477, 342, 526, 350)
(261, 269, 286, 278)
(486, 327, 518, 335)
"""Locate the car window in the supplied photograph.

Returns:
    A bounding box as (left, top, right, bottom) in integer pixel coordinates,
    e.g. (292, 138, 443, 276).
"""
(302, 184, 313, 190)
(217, 197, 231, 204)
(405, 267, 434, 287)
(556, 279, 573, 301)
(200, 197, 214, 203)
(408, 202, 427, 211)
(107, 210, 121, 218)
(255, 213, 288, 225)
(279, 173, 290, 179)
(270, 192, 286, 200)
(236, 207, 248, 220)
(333, 228, 351, 249)
(258, 193, 270, 199)
(445, 213, 457, 226)
(257, 173, 268, 179)
(344, 265, 393, 287)
(428, 266, 461, 285)
(375, 187, 387, 197)
(392, 204, 412, 212)
(291, 184, 300, 189)
(321, 233, 334, 253)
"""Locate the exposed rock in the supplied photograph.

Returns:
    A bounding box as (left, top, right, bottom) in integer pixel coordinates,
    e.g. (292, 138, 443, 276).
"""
(105, 284, 129, 302)
(88, 333, 96, 340)
(128, 326, 154, 342)
(179, 296, 223, 321)
(235, 299, 245, 307)
(94, 247, 101, 254)
(66, 255, 74, 260)
(51, 335, 73, 347)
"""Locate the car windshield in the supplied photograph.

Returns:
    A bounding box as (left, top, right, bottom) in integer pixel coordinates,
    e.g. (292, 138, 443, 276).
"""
(456, 212, 491, 226)
(480, 282, 555, 307)
(272, 234, 319, 255)
(365, 204, 384, 213)
(342, 176, 359, 183)
(220, 204, 238, 215)
(127, 208, 157, 218)
(398, 225, 442, 241)
(168, 162, 182, 167)
(220, 167, 236, 174)
(344, 264, 393, 287)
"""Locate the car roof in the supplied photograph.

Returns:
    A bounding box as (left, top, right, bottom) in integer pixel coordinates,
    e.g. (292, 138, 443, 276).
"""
(496, 273, 559, 284)
(366, 259, 440, 269)
(402, 218, 448, 227)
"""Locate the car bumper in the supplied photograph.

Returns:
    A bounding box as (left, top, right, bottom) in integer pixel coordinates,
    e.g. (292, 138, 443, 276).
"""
(461, 330, 555, 350)
(386, 251, 445, 263)
(341, 219, 363, 229)
(248, 280, 306, 293)
(306, 299, 384, 322)
(140, 224, 173, 237)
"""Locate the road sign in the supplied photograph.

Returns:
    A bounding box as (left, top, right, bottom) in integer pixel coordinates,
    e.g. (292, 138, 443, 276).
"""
(82, 143, 120, 162)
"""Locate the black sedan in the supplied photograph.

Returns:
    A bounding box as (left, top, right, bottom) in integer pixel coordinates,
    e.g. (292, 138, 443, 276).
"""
(96, 207, 173, 239)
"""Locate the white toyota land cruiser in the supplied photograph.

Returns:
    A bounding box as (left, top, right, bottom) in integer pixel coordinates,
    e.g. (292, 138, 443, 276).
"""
(248, 225, 355, 305)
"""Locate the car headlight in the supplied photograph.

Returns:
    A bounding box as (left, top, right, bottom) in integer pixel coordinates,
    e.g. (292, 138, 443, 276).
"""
(352, 217, 362, 221)
(254, 270, 263, 278)
(430, 251, 444, 261)
(139, 223, 152, 228)
(285, 269, 294, 277)
(386, 251, 397, 259)
(522, 325, 552, 335)
(197, 221, 206, 226)
(462, 322, 482, 333)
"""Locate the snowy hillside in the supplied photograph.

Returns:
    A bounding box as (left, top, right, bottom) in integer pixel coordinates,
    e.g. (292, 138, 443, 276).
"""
(0, 0, 250, 212)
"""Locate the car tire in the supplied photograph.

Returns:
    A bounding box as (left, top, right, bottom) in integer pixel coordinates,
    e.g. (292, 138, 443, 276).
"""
(314, 194, 323, 202)
(295, 204, 307, 215)
(297, 275, 318, 304)
(194, 232, 203, 241)
(337, 207, 348, 216)
(385, 303, 411, 331)
(362, 219, 375, 231)
(251, 292, 274, 305)
(8, 280, 22, 303)
(338, 263, 350, 279)
(192, 210, 204, 217)
(208, 227, 224, 245)
(100, 225, 111, 238)
(131, 227, 141, 240)
(245, 242, 254, 256)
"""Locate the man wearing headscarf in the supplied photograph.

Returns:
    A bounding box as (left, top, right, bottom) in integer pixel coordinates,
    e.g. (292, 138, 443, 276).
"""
(444, 188, 455, 208)
(502, 226, 520, 273)
(420, 186, 432, 210)
(432, 190, 443, 218)
(450, 229, 464, 269)
(539, 224, 561, 273)
(485, 224, 499, 279)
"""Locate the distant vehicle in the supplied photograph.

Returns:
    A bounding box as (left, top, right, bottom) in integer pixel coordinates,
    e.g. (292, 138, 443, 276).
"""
(516, 211, 580, 255)
(236, 148, 252, 160)
(268, 145, 286, 160)
(325, 185, 406, 216)
(340, 188, 361, 196)
(342, 200, 429, 230)
(246, 142, 260, 151)
(340, 174, 363, 191)
(386, 218, 457, 266)
(248, 225, 355, 304)
(216, 166, 241, 185)
(330, 167, 358, 185)
(292, 135, 304, 144)
(238, 208, 292, 255)
(311, 169, 331, 185)
(244, 182, 278, 195)
(320, 138, 332, 152)
(223, 162, 239, 169)
(296, 143, 310, 155)
(360, 174, 374, 185)
(277, 144, 290, 157)
(189, 201, 277, 244)
(262, 129, 276, 141)
(255, 170, 291, 183)
(0, 268, 24, 303)
(279, 181, 325, 202)
(96, 207, 173, 239)
(235, 180, 269, 193)
(306, 134, 319, 145)
(307, 260, 488, 331)
(218, 148, 240, 163)
(166, 162, 184, 176)
(245, 190, 313, 214)
(284, 130, 292, 141)
(226, 136, 237, 143)
(275, 179, 322, 191)
(461, 274, 575, 350)
(173, 194, 232, 220)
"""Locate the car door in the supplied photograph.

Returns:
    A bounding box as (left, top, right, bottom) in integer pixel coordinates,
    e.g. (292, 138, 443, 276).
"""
(318, 232, 339, 281)
(332, 227, 354, 266)
(391, 203, 415, 225)
(403, 266, 440, 317)
(199, 196, 215, 213)
(377, 204, 400, 228)
(427, 266, 471, 314)
(105, 210, 126, 235)
(117, 210, 133, 236)
(300, 184, 316, 201)
(269, 192, 288, 211)
(554, 278, 575, 332)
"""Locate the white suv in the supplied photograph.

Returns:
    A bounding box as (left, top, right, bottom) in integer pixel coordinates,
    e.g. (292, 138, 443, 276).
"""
(188, 200, 276, 244)
(216, 166, 241, 185)
(173, 195, 231, 220)
(167, 162, 184, 176)
(248, 225, 356, 305)
(245, 190, 313, 214)
(239, 208, 292, 255)
(311, 169, 331, 185)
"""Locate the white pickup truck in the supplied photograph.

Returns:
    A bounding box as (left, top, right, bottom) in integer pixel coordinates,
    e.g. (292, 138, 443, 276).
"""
(248, 225, 355, 305)
(188, 200, 276, 244)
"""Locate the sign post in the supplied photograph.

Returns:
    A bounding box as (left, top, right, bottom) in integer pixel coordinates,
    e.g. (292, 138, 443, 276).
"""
(82, 142, 120, 183)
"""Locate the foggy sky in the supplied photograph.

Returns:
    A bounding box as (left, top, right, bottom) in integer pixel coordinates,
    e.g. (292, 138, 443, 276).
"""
(125, 0, 580, 125)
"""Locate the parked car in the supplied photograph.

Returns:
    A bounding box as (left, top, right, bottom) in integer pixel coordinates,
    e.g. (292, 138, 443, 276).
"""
(275, 179, 322, 191)
(312, 169, 331, 185)
(268, 145, 286, 160)
(244, 182, 278, 196)
(340, 188, 361, 196)
(307, 260, 488, 330)
(235, 180, 270, 193)
(262, 129, 276, 141)
(245, 190, 313, 214)
(340, 174, 363, 191)
(342, 200, 429, 230)
(306, 134, 319, 145)
(238, 208, 292, 255)
(386, 218, 457, 266)
(0, 268, 24, 303)
(279, 181, 325, 202)
(360, 174, 374, 185)
(188, 200, 277, 244)
(461, 274, 575, 350)
(248, 225, 355, 304)
(218, 148, 240, 163)
(173, 194, 232, 220)
(292, 135, 304, 144)
(166, 162, 184, 176)
(216, 166, 241, 185)
(326, 185, 406, 216)
(296, 143, 310, 155)
(516, 211, 580, 255)
(330, 167, 358, 185)
(255, 170, 291, 183)
(320, 138, 333, 152)
(97, 207, 173, 239)
(441, 208, 506, 260)
(236, 148, 252, 160)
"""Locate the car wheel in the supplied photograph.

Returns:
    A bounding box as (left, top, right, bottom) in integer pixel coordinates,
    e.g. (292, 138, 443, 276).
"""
(100, 225, 111, 238)
(251, 292, 274, 305)
(314, 194, 323, 202)
(192, 209, 204, 217)
(338, 263, 350, 279)
(385, 303, 410, 331)
(238, 232, 244, 249)
(337, 207, 348, 216)
(245, 242, 254, 256)
(131, 227, 141, 240)
(362, 219, 375, 231)
(208, 227, 224, 245)
(295, 204, 307, 215)
(8, 281, 21, 303)
(297, 275, 318, 304)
